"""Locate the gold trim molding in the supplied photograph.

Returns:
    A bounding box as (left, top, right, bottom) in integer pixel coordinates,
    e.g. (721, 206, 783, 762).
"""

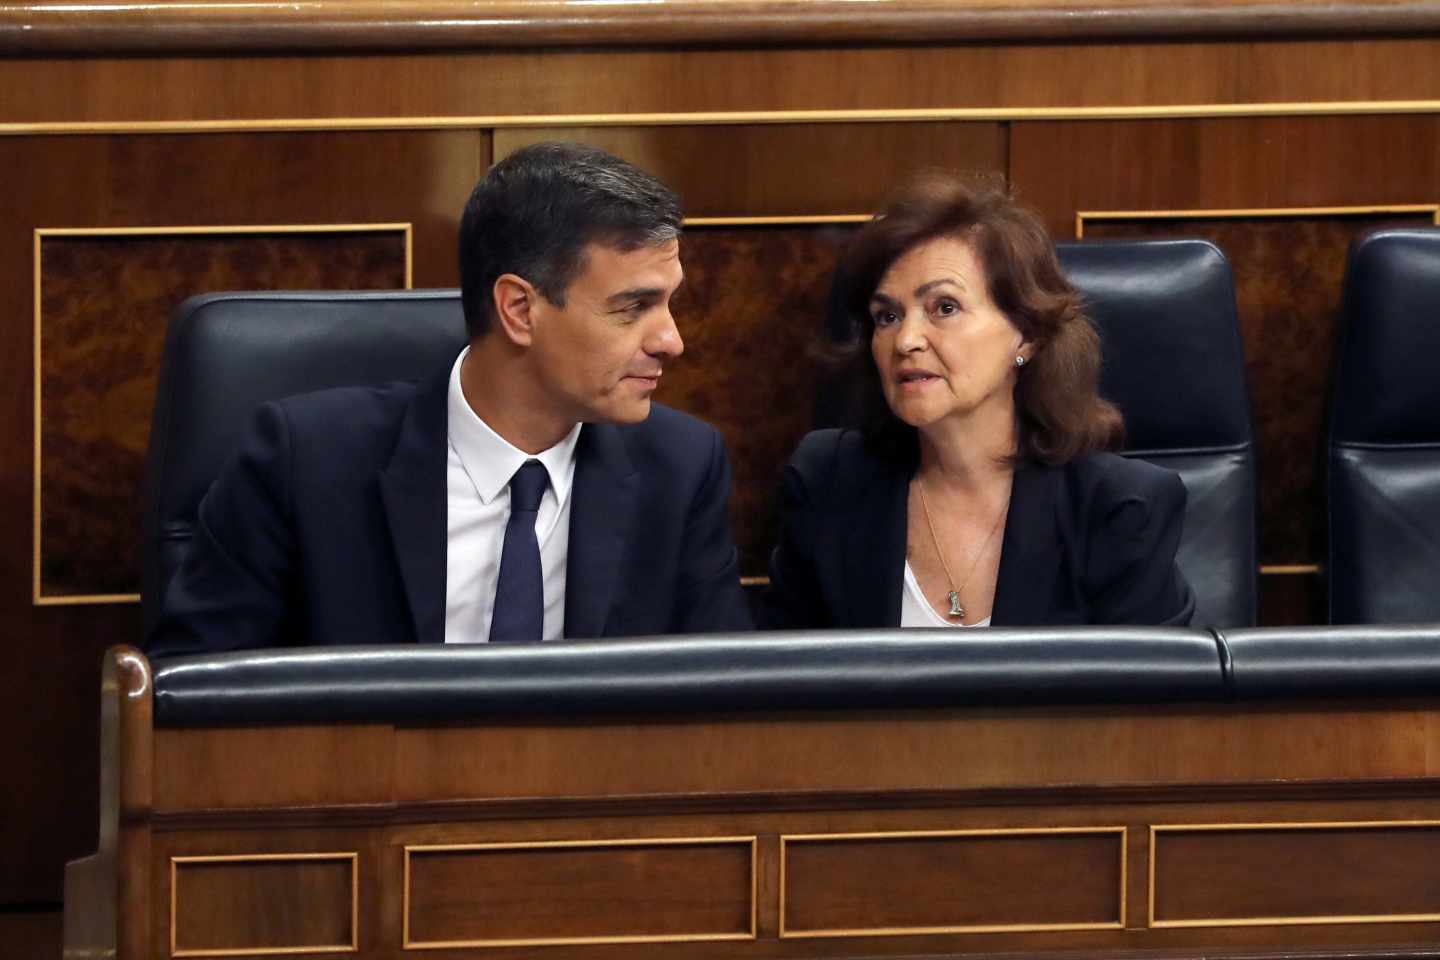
(1148, 819, 1440, 929)
(402, 835, 759, 949)
(779, 826, 1128, 939)
(170, 852, 359, 957)
(1076, 203, 1440, 239)
(32, 222, 414, 606)
(6, 100, 1440, 138)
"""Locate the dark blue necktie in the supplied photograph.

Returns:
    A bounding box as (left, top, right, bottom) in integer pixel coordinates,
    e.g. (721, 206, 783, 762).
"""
(489, 460, 548, 643)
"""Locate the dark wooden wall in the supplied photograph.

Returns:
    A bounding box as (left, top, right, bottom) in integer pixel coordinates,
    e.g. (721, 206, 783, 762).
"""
(4, 1, 1440, 944)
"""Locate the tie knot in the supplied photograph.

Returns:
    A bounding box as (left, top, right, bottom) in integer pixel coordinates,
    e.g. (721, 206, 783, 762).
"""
(509, 460, 548, 513)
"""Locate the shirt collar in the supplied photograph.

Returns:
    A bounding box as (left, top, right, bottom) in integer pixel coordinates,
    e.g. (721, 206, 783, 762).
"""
(447, 346, 582, 505)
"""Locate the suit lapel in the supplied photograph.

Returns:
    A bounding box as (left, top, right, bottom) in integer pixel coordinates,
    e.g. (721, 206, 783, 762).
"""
(845, 448, 911, 628)
(379, 369, 451, 644)
(563, 423, 638, 638)
(991, 460, 1064, 626)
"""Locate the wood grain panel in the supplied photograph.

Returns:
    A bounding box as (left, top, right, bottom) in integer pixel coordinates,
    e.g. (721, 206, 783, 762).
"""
(392, 703, 1440, 803)
(172, 854, 355, 955)
(782, 829, 1123, 936)
(404, 839, 754, 946)
(155, 726, 395, 811)
(0, 130, 483, 903)
(6, 40, 1440, 126)
(494, 123, 1004, 217)
(1012, 116, 1440, 240)
(1079, 210, 1436, 573)
(662, 223, 857, 576)
(37, 228, 407, 601)
(1152, 823, 1440, 926)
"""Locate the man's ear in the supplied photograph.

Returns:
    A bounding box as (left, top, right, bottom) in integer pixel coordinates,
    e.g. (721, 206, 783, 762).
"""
(492, 273, 539, 347)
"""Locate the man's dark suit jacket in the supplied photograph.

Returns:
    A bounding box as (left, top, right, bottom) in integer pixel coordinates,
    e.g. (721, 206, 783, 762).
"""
(147, 365, 751, 656)
(762, 429, 1196, 629)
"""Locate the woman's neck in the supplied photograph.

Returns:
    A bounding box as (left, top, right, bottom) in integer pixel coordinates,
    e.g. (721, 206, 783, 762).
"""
(916, 402, 1018, 493)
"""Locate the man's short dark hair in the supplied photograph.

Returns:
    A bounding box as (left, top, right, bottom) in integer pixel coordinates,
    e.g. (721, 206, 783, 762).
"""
(458, 141, 684, 339)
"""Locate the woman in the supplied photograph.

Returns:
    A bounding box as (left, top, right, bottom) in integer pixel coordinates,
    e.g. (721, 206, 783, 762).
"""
(763, 174, 1195, 628)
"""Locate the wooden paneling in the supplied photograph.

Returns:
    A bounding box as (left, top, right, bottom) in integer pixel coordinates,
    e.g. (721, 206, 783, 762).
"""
(1152, 823, 1440, 926)
(36, 228, 408, 601)
(662, 223, 855, 576)
(495, 123, 1004, 217)
(0, 129, 483, 903)
(155, 726, 395, 812)
(378, 703, 1440, 804)
(782, 829, 1123, 936)
(404, 839, 754, 946)
(1012, 116, 1440, 240)
(172, 854, 356, 955)
(7, 40, 1440, 126)
(0, 911, 62, 960)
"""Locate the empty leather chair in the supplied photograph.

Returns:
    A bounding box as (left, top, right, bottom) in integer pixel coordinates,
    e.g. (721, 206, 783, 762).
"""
(1328, 228, 1440, 624)
(142, 290, 467, 639)
(1056, 240, 1258, 628)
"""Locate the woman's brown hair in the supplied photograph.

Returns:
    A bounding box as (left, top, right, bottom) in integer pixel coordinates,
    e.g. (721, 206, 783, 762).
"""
(829, 172, 1123, 464)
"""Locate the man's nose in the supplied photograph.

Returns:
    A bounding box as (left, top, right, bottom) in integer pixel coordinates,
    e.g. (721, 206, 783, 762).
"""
(647, 307, 685, 360)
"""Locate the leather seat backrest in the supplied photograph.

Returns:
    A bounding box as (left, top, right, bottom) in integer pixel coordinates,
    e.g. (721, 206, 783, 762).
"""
(1057, 240, 1258, 628)
(142, 291, 467, 637)
(1328, 228, 1440, 624)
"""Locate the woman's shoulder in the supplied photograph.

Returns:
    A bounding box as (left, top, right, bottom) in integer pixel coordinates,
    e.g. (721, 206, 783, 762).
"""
(1057, 451, 1188, 520)
(788, 428, 867, 474)
(785, 428, 903, 504)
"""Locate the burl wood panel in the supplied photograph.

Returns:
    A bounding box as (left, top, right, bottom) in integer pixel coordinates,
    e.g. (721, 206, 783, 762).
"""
(172, 855, 355, 953)
(660, 224, 857, 576)
(37, 230, 407, 599)
(782, 831, 1122, 935)
(1152, 824, 1440, 924)
(405, 840, 754, 945)
(494, 123, 1005, 217)
(0, 130, 482, 904)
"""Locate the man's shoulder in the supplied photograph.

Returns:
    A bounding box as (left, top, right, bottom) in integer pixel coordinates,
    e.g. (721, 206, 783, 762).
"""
(266, 378, 429, 463)
(614, 402, 723, 460)
(273, 378, 420, 423)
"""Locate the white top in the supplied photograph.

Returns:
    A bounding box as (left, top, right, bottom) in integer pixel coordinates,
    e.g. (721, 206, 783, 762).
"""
(444, 347, 582, 643)
(900, 561, 992, 629)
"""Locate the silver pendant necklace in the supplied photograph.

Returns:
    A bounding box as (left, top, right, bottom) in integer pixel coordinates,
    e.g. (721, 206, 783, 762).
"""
(916, 476, 1006, 622)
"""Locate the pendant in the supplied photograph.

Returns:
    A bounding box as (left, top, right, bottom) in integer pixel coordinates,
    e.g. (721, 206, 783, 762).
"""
(947, 590, 965, 619)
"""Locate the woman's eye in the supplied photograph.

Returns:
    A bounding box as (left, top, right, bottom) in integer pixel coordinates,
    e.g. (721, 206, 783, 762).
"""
(873, 310, 899, 327)
(934, 299, 959, 317)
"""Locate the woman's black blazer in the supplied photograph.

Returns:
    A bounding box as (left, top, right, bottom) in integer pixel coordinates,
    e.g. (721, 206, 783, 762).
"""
(762, 429, 1197, 628)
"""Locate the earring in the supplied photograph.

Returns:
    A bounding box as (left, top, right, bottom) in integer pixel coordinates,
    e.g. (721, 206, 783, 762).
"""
(1015, 355, 1027, 368)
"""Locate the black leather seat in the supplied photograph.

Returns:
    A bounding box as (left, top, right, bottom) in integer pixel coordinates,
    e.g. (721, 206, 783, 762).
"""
(142, 290, 467, 639)
(1219, 625, 1440, 698)
(150, 628, 1227, 724)
(1056, 240, 1258, 628)
(1328, 228, 1440, 624)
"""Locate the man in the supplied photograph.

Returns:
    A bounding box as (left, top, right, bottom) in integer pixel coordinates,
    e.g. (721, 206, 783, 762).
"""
(148, 142, 751, 655)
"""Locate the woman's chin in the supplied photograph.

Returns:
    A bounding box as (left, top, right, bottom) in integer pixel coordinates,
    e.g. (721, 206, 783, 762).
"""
(887, 402, 945, 430)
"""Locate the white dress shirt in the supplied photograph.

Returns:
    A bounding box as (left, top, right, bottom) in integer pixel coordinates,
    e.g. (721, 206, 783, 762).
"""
(444, 347, 581, 643)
